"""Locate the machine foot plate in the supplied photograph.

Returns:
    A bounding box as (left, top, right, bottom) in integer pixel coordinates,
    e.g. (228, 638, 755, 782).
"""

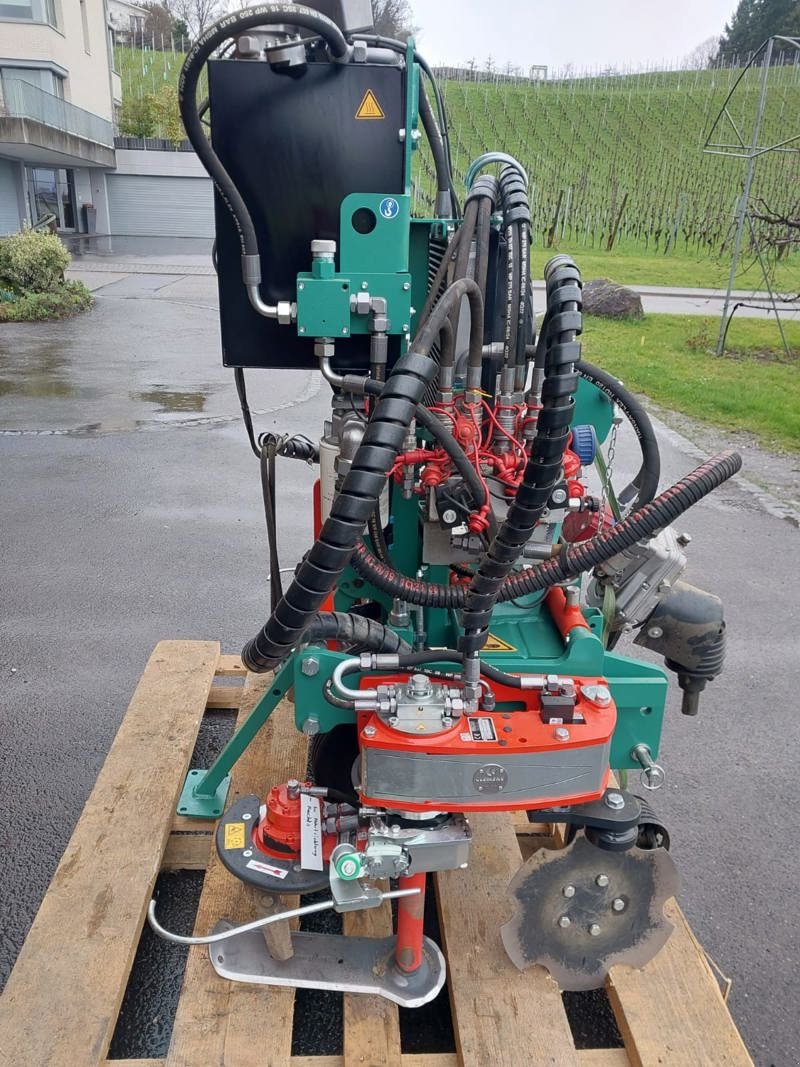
(209, 926, 446, 1007)
(176, 769, 231, 818)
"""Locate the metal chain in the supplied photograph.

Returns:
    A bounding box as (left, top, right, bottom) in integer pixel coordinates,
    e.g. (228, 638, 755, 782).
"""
(596, 413, 621, 535)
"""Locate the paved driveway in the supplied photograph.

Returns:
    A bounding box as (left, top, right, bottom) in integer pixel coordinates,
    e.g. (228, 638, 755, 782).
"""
(1, 274, 798, 1065)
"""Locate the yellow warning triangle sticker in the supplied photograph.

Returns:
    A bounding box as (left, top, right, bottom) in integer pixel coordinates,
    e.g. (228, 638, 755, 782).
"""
(356, 89, 385, 120)
(483, 634, 517, 653)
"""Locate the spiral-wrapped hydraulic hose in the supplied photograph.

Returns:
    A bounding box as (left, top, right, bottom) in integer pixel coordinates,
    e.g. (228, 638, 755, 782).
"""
(459, 255, 582, 653)
(350, 450, 742, 608)
(243, 278, 484, 672)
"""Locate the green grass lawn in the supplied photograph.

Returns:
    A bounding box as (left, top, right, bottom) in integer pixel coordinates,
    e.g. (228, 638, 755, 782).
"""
(535, 243, 800, 292)
(580, 313, 800, 453)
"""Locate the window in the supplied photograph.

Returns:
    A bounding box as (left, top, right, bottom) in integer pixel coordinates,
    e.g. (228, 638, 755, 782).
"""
(0, 67, 65, 98)
(79, 0, 90, 53)
(26, 167, 76, 231)
(0, 0, 57, 26)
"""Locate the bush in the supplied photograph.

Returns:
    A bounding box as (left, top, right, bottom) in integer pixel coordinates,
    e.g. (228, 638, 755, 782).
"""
(0, 280, 93, 322)
(0, 229, 71, 294)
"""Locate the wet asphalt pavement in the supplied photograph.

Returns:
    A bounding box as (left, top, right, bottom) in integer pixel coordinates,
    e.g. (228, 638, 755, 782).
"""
(1, 269, 798, 1066)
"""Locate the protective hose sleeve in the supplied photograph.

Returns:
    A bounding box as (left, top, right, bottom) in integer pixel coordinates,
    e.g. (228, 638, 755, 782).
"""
(503, 450, 742, 599)
(304, 612, 411, 653)
(350, 451, 742, 610)
(179, 4, 349, 260)
(578, 359, 660, 508)
(459, 255, 582, 652)
(243, 279, 484, 673)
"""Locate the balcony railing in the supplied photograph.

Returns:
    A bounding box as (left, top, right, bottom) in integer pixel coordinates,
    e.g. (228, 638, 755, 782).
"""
(0, 78, 114, 148)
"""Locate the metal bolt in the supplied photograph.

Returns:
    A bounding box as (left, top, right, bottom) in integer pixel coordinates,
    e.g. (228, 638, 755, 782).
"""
(298, 282, 305, 291)
(589, 923, 602, 937)
(441, 508, 458, 524)
(647, 625, 664, 639)
(403, 282, 411, 291)
(677, 532, 692, 547)
(554, 727, 570, 742)
(612, 898, 626, 912)
(287, 779, 301, 799)
(605, 792, 625, 811)
(391, 824, 400, 836)
(595, 874, 609, 887)
(301, 656, 320, 677)
(551, 488, 568, 505)
(363, 725, 377, 738)
(361, 281, 369, 290)
(242, 812, 252, 821)
(562, 885, 576, 899)
(558, 915, 571, 928)
(402, 324, 410, 333)
(342, 327, 349, 335)
(243, 850, 253, 858)
(299, 326, 306, 334)
(301, 716, 320, 736)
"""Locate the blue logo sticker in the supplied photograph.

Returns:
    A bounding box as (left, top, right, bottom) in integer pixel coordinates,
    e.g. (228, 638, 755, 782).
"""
(379, 197, 400, 220)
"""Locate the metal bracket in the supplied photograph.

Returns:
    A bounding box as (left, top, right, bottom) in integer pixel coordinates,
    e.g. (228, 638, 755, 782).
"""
(176, 658, 294, 818)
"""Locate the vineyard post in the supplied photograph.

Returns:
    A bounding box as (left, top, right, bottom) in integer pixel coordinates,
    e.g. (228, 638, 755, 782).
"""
(716, 37, 773, 355)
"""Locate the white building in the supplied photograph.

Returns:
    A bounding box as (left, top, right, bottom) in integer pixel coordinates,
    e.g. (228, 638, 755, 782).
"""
(0, 0, 119, 237)
(106, 0, 146, 46)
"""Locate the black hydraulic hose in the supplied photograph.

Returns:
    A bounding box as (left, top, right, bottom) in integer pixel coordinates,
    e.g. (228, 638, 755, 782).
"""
(459, 255, 583, 654)
(498, 166, 531, 372)
(578, 359, 661, 509)
(418, 225, 464, 329)
(361, 379, 491, 521)
(367, 504, 391, 565)
(419, 82, 452, 217)
(178, 4, 349, 273)
(242, 278, 484, 673)
(349, 451, 741, 609)
(304, 611, 411, 654)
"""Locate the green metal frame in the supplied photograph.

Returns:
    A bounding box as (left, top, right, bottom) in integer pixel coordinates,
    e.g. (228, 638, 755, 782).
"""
(176, 38, 668, 817)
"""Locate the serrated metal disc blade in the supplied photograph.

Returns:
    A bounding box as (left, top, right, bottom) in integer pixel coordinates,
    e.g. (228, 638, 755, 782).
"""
(501, 833, 679, 990)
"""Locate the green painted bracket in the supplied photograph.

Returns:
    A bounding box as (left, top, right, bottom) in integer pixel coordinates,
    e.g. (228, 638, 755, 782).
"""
(175, 658, 294, 819)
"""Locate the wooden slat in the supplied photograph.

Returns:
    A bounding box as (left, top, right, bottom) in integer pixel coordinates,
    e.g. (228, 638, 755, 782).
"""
(205, 682, 245, 709)
(577, 1051, 630, 1066)
(161, 832, 213, 871)
(109, 1055, 460, 1067)
(171, 814, 216, 833)
(215, 655, 247, 676)
(436, 813, 579, 1067)
(343, 899, 401, 1067)
(0, 640, 220, 1067)
(166, 674, 308, 1066)
(606, 899, 752, 1067)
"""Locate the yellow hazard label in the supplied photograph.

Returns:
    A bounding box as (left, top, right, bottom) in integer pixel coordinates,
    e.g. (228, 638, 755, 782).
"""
(483, 634, 517, 653)
(355, 89, 385, 120)
(224, 822, 246, 850)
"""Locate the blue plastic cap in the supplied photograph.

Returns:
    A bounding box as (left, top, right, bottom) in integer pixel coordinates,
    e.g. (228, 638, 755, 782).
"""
(571, 424, 598, 466)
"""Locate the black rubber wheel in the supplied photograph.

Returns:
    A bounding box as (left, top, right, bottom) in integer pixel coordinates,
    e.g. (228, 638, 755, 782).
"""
(309, 724, 360, 796)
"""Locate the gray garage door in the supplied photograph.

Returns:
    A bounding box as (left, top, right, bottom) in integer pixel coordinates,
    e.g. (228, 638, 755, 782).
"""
(107, 173, 214, 238)
(0, 157, 23, 236)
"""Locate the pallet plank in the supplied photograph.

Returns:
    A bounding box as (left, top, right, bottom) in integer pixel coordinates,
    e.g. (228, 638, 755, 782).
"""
(343, 900, 402, 1067)
(166, 673, 308, 1067)
(205, 683, 245, 709)
(606, 899, 752, 1067)
(436, 813, 579, 1067)
(0, 640, 220, 1067)
(161, 832, 213, 871)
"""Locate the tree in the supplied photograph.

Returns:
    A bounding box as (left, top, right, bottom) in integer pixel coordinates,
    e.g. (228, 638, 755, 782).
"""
(142, 2, 175, 47)
(164, 0, 226, 37)
(717, 0, 800, 62)
(370, 0, 417, 40)
(682, 35, 722, 69)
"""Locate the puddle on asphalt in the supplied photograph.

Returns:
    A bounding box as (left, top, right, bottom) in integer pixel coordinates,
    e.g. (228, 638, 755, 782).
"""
(0, 342, 104, 400)
(132, 388, 210, 413)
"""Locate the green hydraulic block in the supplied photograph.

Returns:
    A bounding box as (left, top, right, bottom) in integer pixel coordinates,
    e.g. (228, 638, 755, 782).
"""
(176, 658, 294, 818)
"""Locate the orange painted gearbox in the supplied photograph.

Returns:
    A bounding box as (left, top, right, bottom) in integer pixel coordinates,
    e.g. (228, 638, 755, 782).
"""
(357, 675, 616, 814)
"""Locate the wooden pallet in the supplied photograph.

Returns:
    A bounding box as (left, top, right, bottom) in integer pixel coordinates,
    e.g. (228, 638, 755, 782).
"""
(0, 641, 754, 1067)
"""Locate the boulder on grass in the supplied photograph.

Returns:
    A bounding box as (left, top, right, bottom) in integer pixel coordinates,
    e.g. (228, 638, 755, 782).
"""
(583, 278, 643, 320)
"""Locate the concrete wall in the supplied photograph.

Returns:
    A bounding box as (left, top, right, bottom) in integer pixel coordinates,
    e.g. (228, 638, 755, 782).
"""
(0, 0, 115, 120)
